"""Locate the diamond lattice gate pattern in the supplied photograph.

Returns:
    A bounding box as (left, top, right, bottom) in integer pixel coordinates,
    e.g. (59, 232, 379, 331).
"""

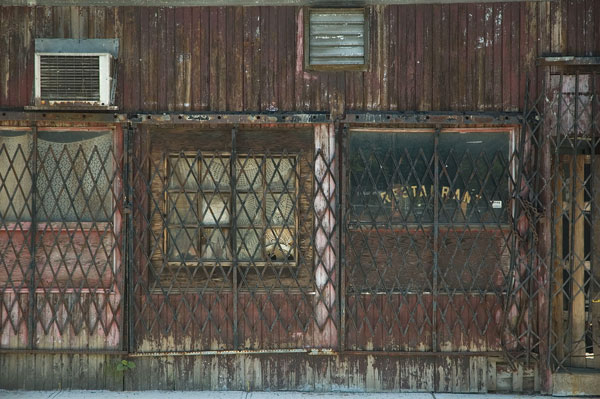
(128, 125, 338, 352)
(523, 72, 600, 371)
(1, 91, 599, 390)
(341, 127, 520, 354)
(0, 126, 125, 350)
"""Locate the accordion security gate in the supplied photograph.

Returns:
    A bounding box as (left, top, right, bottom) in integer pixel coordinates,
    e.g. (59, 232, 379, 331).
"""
(0, 78, 599, 388)
(0, 125, 125, 352)
(127, 125, 339, 352)
(341, 127, 518, 355)
(127, 122, 532, 357)
(523, 71, 600, 371)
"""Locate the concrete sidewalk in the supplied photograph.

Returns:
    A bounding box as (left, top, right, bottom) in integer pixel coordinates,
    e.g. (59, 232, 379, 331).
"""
(0, 391, 557, 399)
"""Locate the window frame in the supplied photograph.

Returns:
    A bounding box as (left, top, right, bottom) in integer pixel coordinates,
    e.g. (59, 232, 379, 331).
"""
(304, 7, 370, 72)
(164, 151, 300, 267)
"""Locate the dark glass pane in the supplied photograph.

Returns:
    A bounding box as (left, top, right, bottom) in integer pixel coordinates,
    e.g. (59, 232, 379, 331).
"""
(438, 132, 510, 224)
(349, 131, 435, 224)
(168, 228, 200, 261)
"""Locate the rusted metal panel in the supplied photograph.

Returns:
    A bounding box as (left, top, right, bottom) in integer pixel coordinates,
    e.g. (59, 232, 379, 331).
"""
(0, 2, 598, 113)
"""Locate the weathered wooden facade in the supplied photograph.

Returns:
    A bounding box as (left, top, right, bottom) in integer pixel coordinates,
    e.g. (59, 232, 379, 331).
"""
(1, 0, 600, 394)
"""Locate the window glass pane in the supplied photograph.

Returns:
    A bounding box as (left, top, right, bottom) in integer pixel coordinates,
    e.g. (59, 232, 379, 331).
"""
(164, 152, 299, 266)
(168, 155, 199, 190)
(349, 131, 435, 223)
(201, 228, 230, 260)
(266, 193, 294, 226)
(236, 228, 262, 261)
(0, 130, 32, 221)
(236, 158, 262, 191)
(438, 132, 510, 223)
(236, 192, 262, 227)
(201, 194, 230, 226)
(266, 157, 295, 191)
(349, 130, 509, 225)
(265, 228, 295, 262)
(201, 157, 230, 191)
(168, 193, 198, 225)
(37, 130, 112, 222)
(168, 228, 200, 261)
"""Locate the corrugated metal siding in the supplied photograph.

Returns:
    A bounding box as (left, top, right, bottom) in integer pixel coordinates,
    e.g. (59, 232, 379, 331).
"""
(0, 2, 598, 113)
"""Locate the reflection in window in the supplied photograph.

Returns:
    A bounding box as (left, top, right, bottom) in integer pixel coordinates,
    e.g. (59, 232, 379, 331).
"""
(349, 130, 510, 225)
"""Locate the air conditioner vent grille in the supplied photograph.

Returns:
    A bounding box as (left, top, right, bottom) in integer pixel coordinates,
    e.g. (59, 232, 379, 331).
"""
(308, 10, 366, 66)
(40, 55, 100, 101)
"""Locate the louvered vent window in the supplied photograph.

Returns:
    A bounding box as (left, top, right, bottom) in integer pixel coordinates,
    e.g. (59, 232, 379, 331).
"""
(306, 8, 368, 70)
(40, 55, 100, 101)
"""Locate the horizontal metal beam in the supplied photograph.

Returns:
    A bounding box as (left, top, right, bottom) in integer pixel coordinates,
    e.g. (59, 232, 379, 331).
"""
(1, 0, 552, 6)
(0, 110, 127, 123)
(342, 111, 522, 125)
(0, 111, 521, 126)
(538, 56, 600, 66)
(133, 112, 330, 124)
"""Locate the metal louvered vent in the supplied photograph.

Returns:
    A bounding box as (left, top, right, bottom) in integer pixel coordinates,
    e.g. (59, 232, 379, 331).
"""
(35, 53, 113, 106)
(307, 8, 367, 69)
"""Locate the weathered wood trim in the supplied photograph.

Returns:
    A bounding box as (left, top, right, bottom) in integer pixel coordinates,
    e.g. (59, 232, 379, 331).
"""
(570, 155, 586, 367)
(313, 123, 337, 348)
(0, 1, 553, 6)
(0, 353, 539, 392)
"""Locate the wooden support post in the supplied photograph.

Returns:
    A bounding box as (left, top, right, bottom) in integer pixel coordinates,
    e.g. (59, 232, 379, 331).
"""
(592, 154, 600, 368)
(313, 123, 338, 348)
(570, 156, 586, 367)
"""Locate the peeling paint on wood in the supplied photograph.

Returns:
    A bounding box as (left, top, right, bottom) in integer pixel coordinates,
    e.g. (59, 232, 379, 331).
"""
(1, 2, 598, 113)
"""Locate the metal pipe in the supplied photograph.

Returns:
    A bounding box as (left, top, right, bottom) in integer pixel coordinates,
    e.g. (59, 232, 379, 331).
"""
(432, 128, 440, 352)
(27, 125, 38, 350)
(231, 125, 239, 349)
(125, 122, 135, 353)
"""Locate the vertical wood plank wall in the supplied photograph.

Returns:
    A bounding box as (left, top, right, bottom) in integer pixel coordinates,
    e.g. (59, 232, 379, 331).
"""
(0, 0, 599, 394)
(0, 1, 599, 114)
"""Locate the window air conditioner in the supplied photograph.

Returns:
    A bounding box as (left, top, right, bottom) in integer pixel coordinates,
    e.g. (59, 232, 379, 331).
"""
(34, 53, 113, 107)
